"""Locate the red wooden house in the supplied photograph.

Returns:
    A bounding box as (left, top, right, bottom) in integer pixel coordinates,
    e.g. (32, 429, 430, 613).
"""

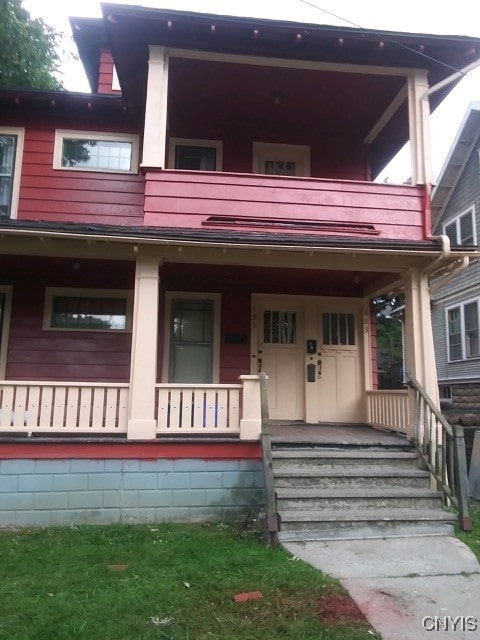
(0, 4, 479, 529)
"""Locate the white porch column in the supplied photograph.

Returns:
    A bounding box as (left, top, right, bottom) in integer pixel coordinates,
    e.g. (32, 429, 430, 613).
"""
(141, 45, 169, 168)
(404, 267, 439, 426)
(407, 69, 432, 185)
(128, 255, 162, 440)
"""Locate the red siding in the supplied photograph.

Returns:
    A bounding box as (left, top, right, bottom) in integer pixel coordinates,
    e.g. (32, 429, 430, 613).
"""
(97, 49, 121, 95)
(17, 128, 145, 225)
(4, 256, 135, 382)
(145, 171, 425, 241)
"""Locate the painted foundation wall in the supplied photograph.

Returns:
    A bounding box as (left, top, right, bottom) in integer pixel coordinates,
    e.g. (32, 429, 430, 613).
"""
(0, 457, 264, 527)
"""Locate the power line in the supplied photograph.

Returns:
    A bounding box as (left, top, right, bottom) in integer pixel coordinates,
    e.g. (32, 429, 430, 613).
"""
(296, 0, 467, 76)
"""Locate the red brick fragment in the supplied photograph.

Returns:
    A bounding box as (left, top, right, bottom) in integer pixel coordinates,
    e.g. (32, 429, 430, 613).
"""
(234, 591, 264, 602)
(106, 564, 128, 572)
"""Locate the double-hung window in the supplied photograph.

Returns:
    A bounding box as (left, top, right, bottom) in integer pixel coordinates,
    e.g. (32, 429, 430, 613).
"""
(0, 128, 24, 218)
(447, 299, 480, 361)
(443, 207, 476, 246)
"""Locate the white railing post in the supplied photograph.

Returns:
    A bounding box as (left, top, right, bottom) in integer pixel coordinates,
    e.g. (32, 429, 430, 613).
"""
(239, 374, 262, 440)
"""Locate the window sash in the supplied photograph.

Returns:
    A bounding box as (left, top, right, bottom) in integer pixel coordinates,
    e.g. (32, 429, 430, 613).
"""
(0, 135, 17, 217)
(443, 208, 476, 246)
(447, 300, 480, 361)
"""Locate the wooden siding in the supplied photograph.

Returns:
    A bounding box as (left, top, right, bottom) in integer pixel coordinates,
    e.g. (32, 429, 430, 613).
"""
(3, 257, 134, 383)
(145, 171, 425, 240)
(17, 128, 144, 225)
(432, 129, 480, 383)
(98, 49, 121, 95)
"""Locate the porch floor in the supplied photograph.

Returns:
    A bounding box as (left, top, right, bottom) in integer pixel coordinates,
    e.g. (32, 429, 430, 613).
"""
(269, 423, 408, 447)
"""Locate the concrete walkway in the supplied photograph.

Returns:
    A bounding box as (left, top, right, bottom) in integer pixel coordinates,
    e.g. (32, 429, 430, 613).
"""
(283, 536, 480, 639)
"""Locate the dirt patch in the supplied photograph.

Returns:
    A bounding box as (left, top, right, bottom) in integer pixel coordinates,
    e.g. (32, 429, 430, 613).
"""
(318, 593, 367, 626)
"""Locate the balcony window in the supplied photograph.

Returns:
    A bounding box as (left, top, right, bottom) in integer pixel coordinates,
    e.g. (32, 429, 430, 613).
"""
(253, 142, 310, 177)
(168, 138, 223, 171)
(0, 128, 24, 218)
(53, 130, 139, 173)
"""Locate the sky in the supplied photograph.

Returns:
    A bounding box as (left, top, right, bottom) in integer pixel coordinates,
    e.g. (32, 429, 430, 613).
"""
(22, 0, 480, 182)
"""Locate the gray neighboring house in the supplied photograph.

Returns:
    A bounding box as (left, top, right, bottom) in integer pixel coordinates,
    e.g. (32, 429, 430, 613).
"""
(431, 103, 480, 413)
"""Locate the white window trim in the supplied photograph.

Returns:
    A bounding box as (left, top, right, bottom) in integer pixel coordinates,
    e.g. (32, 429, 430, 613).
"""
(43, 287, 134, 333)
(0, 127, 25, 220)
(0, 285, 13, 377)
(252, 142, 310, 177)
(442, 205, 476, 246)
(446, 296, 480, 362)
(162, 291, 221, 383)
(168, 138, 223, 171)
(112, 65, 121, 91)
(53, 130, 139, 174)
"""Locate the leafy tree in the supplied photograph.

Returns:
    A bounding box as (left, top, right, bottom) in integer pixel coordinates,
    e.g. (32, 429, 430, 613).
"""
(0, 0, 62, 90)
(374, 295, 405, 389)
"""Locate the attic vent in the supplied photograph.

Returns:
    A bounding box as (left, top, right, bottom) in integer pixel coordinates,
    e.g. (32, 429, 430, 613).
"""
(202, 215, 379, 235)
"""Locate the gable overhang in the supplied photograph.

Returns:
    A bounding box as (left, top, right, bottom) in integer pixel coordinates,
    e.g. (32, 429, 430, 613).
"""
(432, 102, 480, 229)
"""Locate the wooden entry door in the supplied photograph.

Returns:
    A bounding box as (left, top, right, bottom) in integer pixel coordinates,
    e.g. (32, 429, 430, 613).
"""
(316, 306, 362, 423)
(253, 297, 304, 420)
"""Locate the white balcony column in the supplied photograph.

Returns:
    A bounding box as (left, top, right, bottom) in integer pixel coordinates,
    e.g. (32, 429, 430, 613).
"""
(239, 375, 262, 440)
(407, 69, 432, 185)
(141, 45, 169, 168)
(127, 254, 162, 439)
(404, 267, 439, 435)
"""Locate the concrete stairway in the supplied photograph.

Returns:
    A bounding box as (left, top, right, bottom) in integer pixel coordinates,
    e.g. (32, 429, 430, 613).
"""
(272, 443, 456, 542)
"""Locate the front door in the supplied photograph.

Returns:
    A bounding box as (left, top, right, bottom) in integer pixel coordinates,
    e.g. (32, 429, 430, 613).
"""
(316, 306, 362, 422)
(253, 297, 304, 420)
(252, 295, 363, 423)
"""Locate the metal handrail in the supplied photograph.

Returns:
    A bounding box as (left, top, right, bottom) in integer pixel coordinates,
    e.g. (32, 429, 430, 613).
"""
(406, 372, 472, 531)
(258, 372, 279, 545)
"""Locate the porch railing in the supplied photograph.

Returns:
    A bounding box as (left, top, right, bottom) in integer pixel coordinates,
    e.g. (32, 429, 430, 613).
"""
(366, 389, 409, 433)
(0, 381, 129, 434)
(155, 383, 242, 434)
(259, 371, 278, 546)
(406, 372, 472, 532)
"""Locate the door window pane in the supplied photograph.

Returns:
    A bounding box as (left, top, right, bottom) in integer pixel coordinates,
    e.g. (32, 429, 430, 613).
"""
(263, 311, 296, 343)
(264, 160, 296, 176)
(170, 300, 213, 382)
(322, 313, 355, 345)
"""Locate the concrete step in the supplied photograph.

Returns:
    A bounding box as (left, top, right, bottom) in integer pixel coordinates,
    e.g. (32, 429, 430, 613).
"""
(276, 487, 443, 510)
(274, 467, 430, 489)
(278, 523, 455, 542)
(279, 507, 456, 532)
(272, 448, 421, 470)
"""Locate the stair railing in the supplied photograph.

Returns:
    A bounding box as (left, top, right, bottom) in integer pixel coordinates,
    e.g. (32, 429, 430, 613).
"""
(259, 372, 279, 545)
(406, 372, 472, 531)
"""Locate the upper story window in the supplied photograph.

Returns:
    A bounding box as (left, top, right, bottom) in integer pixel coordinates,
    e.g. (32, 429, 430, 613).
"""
(0, 127, 24, 219)
(443, 207, 476, 246)
(44, 288, 133, 332)
(253, 142, 310, 177)
(168, 138, 223, 171)
(53, 131, 139, 174)
(447, 298, 480, 362)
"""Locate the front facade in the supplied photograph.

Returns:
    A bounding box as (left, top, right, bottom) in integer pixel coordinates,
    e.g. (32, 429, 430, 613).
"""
(431, 104, 480, 413)
(1, 4, 479, 526)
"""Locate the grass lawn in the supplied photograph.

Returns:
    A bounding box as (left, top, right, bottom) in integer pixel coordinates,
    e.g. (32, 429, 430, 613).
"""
(0, 522, 379, 640)
(456, 499, 480, 562)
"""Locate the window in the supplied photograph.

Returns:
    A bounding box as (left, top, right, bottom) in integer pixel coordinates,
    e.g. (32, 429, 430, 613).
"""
(168, 138, 222, 171)
(439, 386, 452, 402)
(263, 311, 297, 344)
(443, 207, 476, 246)
(0, 127, 24, 218)
(252, 142, 310, 177)
(322, 313, 356, 346)
(447, 299, 480, 361)
(44, 288, 133, 332)
(53, 131, 139, 173)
